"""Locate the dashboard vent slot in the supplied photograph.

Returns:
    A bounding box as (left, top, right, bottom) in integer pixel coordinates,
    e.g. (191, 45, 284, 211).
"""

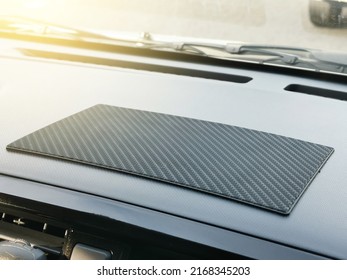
(285, 84, 347, 101)
(20, 49, 252, 84)
(0, 212, 66, 239)
(44, 224, 67, 239)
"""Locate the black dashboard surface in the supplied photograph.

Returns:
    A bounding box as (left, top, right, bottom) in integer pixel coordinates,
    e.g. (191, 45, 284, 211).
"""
(1, 38, 347, 259)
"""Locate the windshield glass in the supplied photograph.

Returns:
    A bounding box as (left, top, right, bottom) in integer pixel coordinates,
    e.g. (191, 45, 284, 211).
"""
(1, 0, 346, 65)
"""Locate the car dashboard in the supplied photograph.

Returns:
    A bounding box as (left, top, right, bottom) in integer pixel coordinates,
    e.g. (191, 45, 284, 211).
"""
(0, 36, 347, 260)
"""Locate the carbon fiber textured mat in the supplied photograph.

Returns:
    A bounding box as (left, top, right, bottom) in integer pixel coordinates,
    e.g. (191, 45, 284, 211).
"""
(7, 104, 333, 214)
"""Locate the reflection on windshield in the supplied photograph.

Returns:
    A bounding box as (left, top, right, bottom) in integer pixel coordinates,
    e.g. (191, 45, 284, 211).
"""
(0, 0, 346, 53)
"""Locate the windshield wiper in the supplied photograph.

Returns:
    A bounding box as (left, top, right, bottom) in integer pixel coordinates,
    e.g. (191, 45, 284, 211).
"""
(140, 39, 300, 64)
(0, 15, 115, 42)
(137, 33, 347, 73)
(1, 18, 345, 74)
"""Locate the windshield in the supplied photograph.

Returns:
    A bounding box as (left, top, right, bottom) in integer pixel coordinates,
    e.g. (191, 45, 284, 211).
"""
(1, 0, 347, 70)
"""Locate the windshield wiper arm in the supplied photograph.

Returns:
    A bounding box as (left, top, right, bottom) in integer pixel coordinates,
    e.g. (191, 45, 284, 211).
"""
(0, 15, 113, 41)
(138, 35, 346, 73)
(140, 38, 308, 65)
(225, 44, 347, 72)
(223, 44, 302, 64)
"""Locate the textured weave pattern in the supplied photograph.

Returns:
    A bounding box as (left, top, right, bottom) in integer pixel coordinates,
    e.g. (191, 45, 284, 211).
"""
(7, 104, 333, 214)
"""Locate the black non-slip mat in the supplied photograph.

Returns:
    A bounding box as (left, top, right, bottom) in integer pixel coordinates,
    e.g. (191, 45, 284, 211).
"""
(7, 104, 334, 214)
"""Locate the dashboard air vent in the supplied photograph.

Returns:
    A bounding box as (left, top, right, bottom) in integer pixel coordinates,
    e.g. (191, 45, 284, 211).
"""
(285, 84, 347, 101)
(1, 212, 67, 239)
(20, 49, 252, 84)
